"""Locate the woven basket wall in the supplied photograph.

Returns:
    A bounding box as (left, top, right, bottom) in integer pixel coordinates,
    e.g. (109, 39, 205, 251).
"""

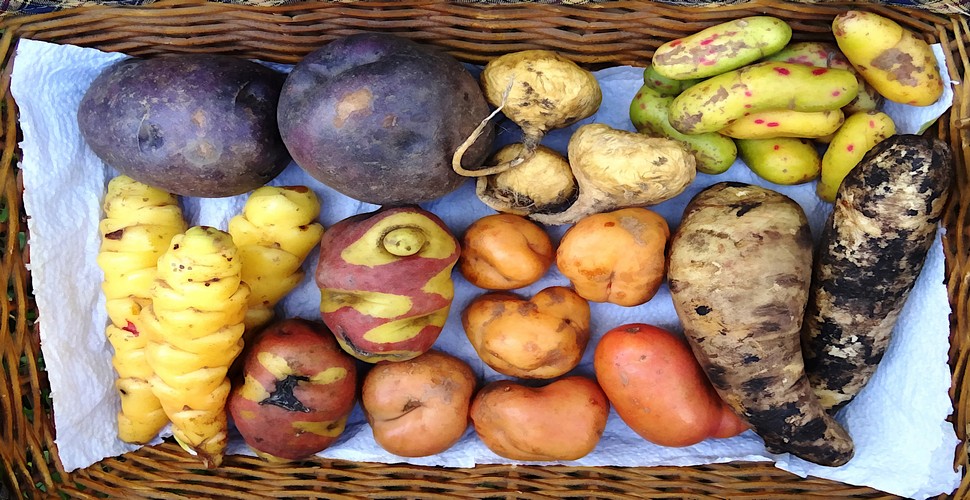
(0, 1, 967, 498)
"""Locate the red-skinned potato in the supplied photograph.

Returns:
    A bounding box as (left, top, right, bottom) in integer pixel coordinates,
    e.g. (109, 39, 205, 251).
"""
(316, 206, 460, 363)
(462, 286, 590, 379)
(228, 318, 358, 462)
(470, 376, 609, 461)
(361, 350, 477, 457)
(593, 323, 748, 447)
(459, 213, 554, 290)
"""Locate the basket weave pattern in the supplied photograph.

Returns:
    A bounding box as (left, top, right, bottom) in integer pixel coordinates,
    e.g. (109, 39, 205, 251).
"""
(0, 1, 967, 498)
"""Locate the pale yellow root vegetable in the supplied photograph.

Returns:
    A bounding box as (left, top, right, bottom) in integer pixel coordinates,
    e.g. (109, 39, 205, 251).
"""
(144, 226, 250, 468)
(453, 50, 602, 177)
(531, 124, 696, 226)
(97, 175, 187, 444)
(228, 185, 324, 334)
(817, 111, 896, 202)
(475, 143, 577, 215)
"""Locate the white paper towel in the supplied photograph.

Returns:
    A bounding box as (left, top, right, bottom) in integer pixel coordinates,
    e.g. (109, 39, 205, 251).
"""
(10, 38, 962, 499)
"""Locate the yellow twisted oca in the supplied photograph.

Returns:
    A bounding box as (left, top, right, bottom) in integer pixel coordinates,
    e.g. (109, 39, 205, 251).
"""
(228, 186, 324, 337)
(96, 175, 187, 444)
(142, 226, 250, 468)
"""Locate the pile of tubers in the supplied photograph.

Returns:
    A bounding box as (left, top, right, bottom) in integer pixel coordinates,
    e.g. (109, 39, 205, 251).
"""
(78, 10, 952, 472)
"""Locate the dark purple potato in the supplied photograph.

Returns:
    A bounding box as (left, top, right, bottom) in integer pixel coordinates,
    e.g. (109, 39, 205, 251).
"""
(77, 54, 290, 198)
(277, 33, 494, 206)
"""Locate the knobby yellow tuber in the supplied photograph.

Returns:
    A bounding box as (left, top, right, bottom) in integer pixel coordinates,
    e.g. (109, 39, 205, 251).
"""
(228, 185, 324, 335)
(143, 226, 250, 468)
(97, 175, 187, 444)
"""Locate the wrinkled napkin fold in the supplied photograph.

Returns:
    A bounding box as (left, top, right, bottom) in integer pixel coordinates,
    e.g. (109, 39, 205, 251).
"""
(10, 38, 961, 499)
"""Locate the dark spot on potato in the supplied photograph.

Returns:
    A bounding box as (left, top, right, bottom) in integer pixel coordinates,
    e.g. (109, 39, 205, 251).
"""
(674, 111, 703, 131)
(401, 399, 423, 413)
(704, 86, 730, 107)
(731, 201, 761, 217)
(260, 375, 312, 413)
(742, 353, 760, 364)
(774, 273, 804, 288)
(232, 80, 267, 110)
(741, 376, 772, 394)
(871, 48, 920, 87)
(694, 305, 711, 316)
(545, 289, 567, 304)
(517, 301, 537, 316)
(755, 321, 782, 334)
(704, 364, 730, 390)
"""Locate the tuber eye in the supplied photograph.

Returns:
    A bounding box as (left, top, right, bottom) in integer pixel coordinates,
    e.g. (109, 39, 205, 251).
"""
(382, 227, 427, 257)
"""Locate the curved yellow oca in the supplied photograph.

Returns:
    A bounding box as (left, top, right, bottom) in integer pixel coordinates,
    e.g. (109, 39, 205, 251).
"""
(652, 16, 792, 80)
(340, 212, 458, 267)
(320, 289, 414, 319)
(720, 109, 844, 140)
(668, 62, 859, 135)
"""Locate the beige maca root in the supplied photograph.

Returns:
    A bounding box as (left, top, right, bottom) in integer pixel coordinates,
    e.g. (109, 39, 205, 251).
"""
(476, 143, 577, 216)
(531, 124, 696, 226)
(453, 50, 602, 178)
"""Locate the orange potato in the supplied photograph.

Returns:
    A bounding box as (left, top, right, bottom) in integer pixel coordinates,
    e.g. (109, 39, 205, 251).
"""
(462, 286, 590, 379)
(459, 213, 555, 290)
(361, 350, 477, 457)
(556, 207, 669, 306)
(470, 376, 609, 461)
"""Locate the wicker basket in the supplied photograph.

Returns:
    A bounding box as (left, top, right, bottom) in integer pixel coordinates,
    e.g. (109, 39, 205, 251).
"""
(0, 1, 967, 498)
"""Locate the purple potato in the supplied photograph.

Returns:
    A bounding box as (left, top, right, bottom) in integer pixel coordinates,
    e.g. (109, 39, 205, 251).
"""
(277, 33, 494, 206)
(78, 54, 290, 198)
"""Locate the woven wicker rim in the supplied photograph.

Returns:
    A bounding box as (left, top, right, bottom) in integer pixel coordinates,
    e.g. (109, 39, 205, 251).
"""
(0, 1, 967, 498)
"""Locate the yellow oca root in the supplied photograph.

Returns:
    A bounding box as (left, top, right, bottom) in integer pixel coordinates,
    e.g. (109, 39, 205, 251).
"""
(96, 175, 187, 444)
(143, 226, 250, 468)
(228, 185, 324, 336)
